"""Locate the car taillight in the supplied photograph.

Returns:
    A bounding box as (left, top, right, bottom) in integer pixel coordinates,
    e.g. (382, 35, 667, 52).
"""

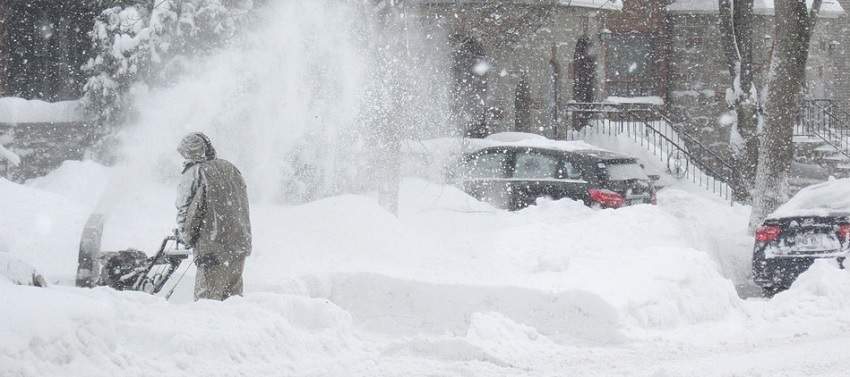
(589, 188, 625, 208)
(755, 225, 782, 242)
(837, 224, 850, 241)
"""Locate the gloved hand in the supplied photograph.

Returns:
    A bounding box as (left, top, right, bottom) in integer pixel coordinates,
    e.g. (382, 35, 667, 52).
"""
(194, 254, 219, 268)
(174, 228, 194, 248)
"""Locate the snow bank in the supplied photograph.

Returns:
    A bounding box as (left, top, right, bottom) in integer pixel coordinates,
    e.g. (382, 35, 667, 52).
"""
(245, 179, 743, 333)
(0, 97, 85, 124)
(768, 177, 850, 219)
(769, 260, 850, 316)
(739, 260, 850, 345)
(317, 272, 624, 344)
(6, 159, 745, 334)
(26, 160, 112, 208)
(656, 188, 753, 284)
(11, 158, 850, 374)
(0, 178, 92, 283)
(0, 286, 360, 377)
(0, 253, 47, 286)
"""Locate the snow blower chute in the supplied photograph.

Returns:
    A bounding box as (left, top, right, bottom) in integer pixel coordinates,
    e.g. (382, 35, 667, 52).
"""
(75, 213, 192, 296)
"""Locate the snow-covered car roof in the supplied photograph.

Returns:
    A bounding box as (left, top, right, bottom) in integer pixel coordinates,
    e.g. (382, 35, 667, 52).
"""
(768, 178, 850, 219)
(467, 132, 618, 156)
(668, 0, 845, 18)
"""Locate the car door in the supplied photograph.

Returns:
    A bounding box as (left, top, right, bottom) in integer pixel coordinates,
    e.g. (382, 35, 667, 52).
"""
(509, 149, 589, 209)
(462, 148, 514, 209)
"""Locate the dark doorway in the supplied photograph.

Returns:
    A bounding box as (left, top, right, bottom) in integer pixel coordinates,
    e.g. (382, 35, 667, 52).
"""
(514, 73, 531, 132)
(450, 34, 489, 138)
(546, 55, 562, 135)
(572, 35, 595, 130)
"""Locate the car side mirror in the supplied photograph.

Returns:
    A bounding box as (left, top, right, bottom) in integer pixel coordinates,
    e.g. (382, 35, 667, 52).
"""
(648, 174, 661, 182)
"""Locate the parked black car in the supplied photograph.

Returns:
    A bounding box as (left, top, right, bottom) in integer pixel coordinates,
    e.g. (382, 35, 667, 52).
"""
(752, 179, 850, 296)
(456, 145, 657, 210)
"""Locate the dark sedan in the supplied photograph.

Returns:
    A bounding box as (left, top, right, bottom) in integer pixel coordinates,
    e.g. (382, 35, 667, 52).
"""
(457, 145, 657, 210)
(752, 179, 850, 296)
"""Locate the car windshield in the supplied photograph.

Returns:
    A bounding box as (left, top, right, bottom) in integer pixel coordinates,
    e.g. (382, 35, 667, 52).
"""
(604, 161, 648, 181)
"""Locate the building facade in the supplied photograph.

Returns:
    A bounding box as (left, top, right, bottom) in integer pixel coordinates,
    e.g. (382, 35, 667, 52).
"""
(667, 0, 848, 149)
(410, 1, 622, 137)
(0, 0, 98, 101)
(408, 0, 848, 155)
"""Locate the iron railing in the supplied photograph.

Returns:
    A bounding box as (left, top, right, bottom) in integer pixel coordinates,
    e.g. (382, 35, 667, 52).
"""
(798, 99, 850, 160)
(562, 102, 743, 203)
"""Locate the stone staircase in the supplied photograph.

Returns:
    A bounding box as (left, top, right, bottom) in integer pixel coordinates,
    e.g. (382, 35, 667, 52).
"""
(792, 99, 850, 192)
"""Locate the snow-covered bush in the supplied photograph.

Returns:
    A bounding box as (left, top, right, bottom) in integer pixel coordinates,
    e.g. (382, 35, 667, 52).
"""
(82, 0, 252, 126)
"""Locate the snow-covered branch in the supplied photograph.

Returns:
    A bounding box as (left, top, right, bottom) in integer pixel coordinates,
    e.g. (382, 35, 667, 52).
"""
(81, 0, 251, 127)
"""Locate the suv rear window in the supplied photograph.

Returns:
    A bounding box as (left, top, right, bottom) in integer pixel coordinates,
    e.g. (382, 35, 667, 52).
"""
(604, 161, 648, 181)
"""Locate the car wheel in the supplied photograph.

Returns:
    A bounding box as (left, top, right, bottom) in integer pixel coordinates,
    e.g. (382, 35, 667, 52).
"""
(761, 285, 785, 298)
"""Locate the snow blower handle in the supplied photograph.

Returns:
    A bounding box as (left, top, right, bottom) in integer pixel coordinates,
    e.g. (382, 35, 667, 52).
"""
(170, 228, 181, 246)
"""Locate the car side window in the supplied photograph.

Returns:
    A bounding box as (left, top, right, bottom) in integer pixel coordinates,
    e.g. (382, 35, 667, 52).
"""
(468, 151, 509, 178)
(560, 161, 582, 180)
(514, 152, 560, 179)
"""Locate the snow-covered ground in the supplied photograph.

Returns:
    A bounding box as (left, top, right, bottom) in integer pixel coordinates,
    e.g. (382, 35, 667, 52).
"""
(4, 158, 850, 376)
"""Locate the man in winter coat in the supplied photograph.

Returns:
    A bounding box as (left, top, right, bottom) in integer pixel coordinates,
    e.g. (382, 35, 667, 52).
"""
(176, 132, 251, 301)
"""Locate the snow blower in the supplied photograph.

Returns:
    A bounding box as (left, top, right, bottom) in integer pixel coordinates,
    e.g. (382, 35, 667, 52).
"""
(75, 213, 192, 297)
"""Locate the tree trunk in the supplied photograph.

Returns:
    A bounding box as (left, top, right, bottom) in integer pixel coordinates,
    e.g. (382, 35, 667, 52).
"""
(719, 0, 757, 201)
(749, 1, 819, 229)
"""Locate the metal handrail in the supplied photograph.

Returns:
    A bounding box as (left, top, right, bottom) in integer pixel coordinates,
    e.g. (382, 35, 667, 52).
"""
(800, 99, 850, 160)
(628, 108, 744, 186)
(563, 102, 742, 203)
(643, 108, 742, 176)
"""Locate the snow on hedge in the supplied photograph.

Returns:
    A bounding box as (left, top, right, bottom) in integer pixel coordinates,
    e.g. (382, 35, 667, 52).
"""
(82, 0, 252, 125)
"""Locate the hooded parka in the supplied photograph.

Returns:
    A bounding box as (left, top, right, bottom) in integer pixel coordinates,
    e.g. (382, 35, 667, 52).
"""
(176, 132, 251, 299)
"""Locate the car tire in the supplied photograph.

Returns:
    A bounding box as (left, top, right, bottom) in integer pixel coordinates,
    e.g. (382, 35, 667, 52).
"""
(761, 285, 785, 298)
